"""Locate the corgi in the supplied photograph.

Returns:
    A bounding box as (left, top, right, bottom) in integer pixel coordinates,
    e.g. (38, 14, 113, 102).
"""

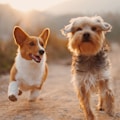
(8, 26, 50, 102)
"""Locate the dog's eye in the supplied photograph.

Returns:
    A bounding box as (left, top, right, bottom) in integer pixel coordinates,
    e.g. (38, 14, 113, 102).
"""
(76, 27, 82, 31)
(39, 41, 44, 47)
(92, 27, 97, 31)
(40, 43, 44, 47)
(29, 42, 35, 46)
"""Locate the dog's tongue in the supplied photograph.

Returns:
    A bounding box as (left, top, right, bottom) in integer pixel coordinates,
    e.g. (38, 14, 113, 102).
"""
(29, 54, 41, 63)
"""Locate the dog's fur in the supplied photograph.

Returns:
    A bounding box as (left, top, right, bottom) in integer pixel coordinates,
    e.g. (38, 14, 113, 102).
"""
(62, 16, 114, 120)
(8, 26, 50, 102)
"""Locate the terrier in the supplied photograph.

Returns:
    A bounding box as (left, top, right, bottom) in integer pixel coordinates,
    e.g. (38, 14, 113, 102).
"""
(61, 16, 114, 120)
(8, 26, 50, 102)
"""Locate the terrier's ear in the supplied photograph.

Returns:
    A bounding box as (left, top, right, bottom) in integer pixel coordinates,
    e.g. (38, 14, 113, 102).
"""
(39, 28, 50, 48)
(61, 23, 73, 37)
(61, 17, 80, 37)
(13, 26, 28, 46)
(94, 16, 112, 32)
(101, 22, 112, 32)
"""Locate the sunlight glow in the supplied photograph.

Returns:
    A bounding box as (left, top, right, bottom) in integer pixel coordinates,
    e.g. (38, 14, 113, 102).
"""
(0, 0, 66, 12)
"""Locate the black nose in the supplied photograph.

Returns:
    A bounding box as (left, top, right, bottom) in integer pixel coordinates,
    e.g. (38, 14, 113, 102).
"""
(83, 33, 90, 42)
(39, 50, 44, 55)
(83, 33, 90, 39)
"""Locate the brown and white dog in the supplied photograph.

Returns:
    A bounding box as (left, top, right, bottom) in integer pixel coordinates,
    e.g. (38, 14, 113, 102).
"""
(62, 16, 114, 120)
(8, 26, 50, 102)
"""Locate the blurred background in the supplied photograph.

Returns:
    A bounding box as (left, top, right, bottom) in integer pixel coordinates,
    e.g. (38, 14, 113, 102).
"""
(0, 0, 120, 74)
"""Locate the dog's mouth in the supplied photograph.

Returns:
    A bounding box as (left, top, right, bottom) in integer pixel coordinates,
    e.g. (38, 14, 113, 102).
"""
(82, 39, 90, 42)
(29, 54, 41, 63)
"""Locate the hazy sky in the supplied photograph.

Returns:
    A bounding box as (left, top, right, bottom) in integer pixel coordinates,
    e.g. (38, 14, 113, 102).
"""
(0, 0, 67, 12)
(47, 0, 120, 15)
(0, 0, 120, 14)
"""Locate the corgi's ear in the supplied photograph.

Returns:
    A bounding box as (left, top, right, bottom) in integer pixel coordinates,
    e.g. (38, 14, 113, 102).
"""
(13, 26, 28, 46)
(40, 28, 50, 48)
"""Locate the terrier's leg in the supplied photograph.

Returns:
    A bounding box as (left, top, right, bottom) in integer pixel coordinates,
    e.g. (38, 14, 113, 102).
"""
(77, 85, 95, 120)
(97, 80, 105, 111)
(98, 80, 114, 116)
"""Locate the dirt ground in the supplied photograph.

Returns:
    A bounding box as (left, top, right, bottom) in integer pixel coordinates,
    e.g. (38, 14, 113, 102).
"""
(0, 44, 120, 120)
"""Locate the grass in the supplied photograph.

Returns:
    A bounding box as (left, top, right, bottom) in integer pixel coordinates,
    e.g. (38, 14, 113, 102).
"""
(0, 40, 16, 74)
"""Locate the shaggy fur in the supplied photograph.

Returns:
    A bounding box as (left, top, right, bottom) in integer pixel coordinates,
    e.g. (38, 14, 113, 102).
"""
(62, 16, 114, 120)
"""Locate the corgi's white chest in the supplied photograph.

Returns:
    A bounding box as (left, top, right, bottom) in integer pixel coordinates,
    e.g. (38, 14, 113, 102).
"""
(15, 53, 46, 90)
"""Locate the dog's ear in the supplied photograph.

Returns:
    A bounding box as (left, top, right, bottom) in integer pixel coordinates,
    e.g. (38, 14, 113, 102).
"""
(94, 16, 112, 32)
(101, 22, 112, 32)
(61, 23, 73, 37)
(40, 28, 50, 48)
(13, 26, 28, 46)
(61, 17, 80, 37)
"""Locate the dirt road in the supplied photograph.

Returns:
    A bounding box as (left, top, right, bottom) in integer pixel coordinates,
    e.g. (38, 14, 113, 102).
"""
(0, 44, 120, 120)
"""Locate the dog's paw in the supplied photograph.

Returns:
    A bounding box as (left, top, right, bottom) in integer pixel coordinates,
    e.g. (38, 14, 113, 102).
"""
(97, 105, 105, 111)
(115, 113, 120, 118)
(28, 99, 36, 102)
(109, 112, 120, 118)
(18, 90, 22, 96)
(38, 97, 43, 101)
(98, 107, 104, 111)
(28, 97, 36, 102)
(8, 95, 17, 102)
(107, 111, 115, 117)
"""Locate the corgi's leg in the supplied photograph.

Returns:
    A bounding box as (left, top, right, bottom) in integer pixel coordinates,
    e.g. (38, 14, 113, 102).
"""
(28, 89, 40, 102)
(38, 64, 48, 90)
(8, 81, 18, 102)
(18, 89, 22, 96)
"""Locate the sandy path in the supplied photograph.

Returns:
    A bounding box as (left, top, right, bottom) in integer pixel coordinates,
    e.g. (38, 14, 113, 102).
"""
(0, 44, 120, 120)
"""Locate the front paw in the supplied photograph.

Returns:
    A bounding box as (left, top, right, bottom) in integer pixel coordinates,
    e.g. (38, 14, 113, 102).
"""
(28, 99, 36, 102)
(8, 95, 17, 102)
(97, 106, 104, 111)
(18, 90, 22, 96)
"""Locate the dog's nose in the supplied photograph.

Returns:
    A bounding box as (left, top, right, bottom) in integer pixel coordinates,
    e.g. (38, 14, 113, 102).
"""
(83, 33, 90, 42)
(83, 33, 90, 39)
(39, 50, 44, 55)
